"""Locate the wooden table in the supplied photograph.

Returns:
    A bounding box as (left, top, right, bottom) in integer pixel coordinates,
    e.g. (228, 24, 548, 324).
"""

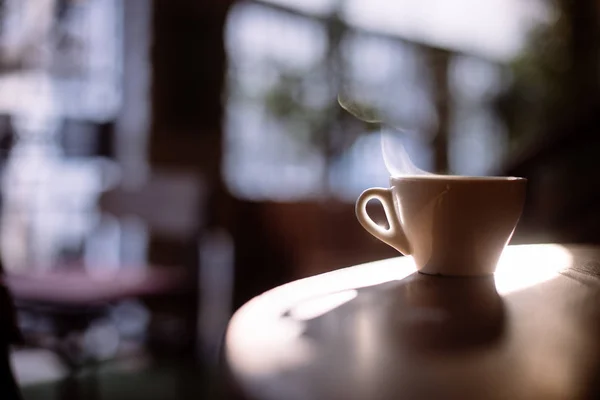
(224, 244, 600, 400)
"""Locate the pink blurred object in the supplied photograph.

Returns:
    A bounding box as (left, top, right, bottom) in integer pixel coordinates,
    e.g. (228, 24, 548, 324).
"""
(4, 267, 188, 305)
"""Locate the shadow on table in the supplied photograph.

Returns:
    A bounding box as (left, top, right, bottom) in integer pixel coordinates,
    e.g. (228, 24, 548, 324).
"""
(300, 272, 505, 354)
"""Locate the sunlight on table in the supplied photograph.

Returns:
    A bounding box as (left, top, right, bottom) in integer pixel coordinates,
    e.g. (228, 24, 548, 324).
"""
(494, 244, 572, 294)
(226, 244, 574, 378)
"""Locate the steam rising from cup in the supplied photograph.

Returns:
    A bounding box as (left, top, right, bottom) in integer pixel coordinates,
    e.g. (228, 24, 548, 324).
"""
(338, 94, 432, 177)
(380, 132, 432, 177)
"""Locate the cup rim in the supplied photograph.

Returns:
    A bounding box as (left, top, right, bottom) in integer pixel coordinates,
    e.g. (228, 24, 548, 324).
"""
(389, 175, 526, 182)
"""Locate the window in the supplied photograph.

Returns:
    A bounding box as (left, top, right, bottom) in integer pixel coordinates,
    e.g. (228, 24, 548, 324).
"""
(223, 0, 546, 200)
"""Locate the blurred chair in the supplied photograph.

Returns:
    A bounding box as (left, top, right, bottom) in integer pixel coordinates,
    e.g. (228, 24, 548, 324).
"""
(0, 274, 23, 399)
(99, 169, 207, 357)
(6, 169, 206, 399)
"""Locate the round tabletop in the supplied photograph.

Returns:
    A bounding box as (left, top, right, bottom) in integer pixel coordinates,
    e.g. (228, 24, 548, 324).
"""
(225, 244, 600, 400)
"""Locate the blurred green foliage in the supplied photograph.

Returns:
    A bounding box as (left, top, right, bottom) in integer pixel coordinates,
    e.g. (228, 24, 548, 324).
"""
(495, 0, 598, 151)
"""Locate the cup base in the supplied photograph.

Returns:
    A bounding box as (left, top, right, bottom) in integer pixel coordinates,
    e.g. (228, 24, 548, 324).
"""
(417, 270, 495, 278)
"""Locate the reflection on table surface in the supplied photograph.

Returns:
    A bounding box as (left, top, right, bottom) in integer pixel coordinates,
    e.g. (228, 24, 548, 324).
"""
(226, 244, 600, 400)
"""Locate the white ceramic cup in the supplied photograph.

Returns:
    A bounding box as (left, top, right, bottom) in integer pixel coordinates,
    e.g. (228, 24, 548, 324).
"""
(356, 176, 527, 276)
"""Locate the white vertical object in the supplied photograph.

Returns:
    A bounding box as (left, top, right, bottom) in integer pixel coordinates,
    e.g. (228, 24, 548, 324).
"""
(198, 229, 235, 362)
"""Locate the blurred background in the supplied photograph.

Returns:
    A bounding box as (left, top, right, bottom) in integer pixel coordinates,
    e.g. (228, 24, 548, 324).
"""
(0, 0, 597, 398)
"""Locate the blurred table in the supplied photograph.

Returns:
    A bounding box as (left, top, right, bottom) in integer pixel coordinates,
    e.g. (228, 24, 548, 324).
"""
(4, 266, 189, 350)
(224, 244, 600, 400)
(4, 266, 190, 400)
(5, 267, 187, 306)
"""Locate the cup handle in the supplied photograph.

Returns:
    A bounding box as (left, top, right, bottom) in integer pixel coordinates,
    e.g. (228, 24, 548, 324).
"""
(355, 187, 411, 255)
